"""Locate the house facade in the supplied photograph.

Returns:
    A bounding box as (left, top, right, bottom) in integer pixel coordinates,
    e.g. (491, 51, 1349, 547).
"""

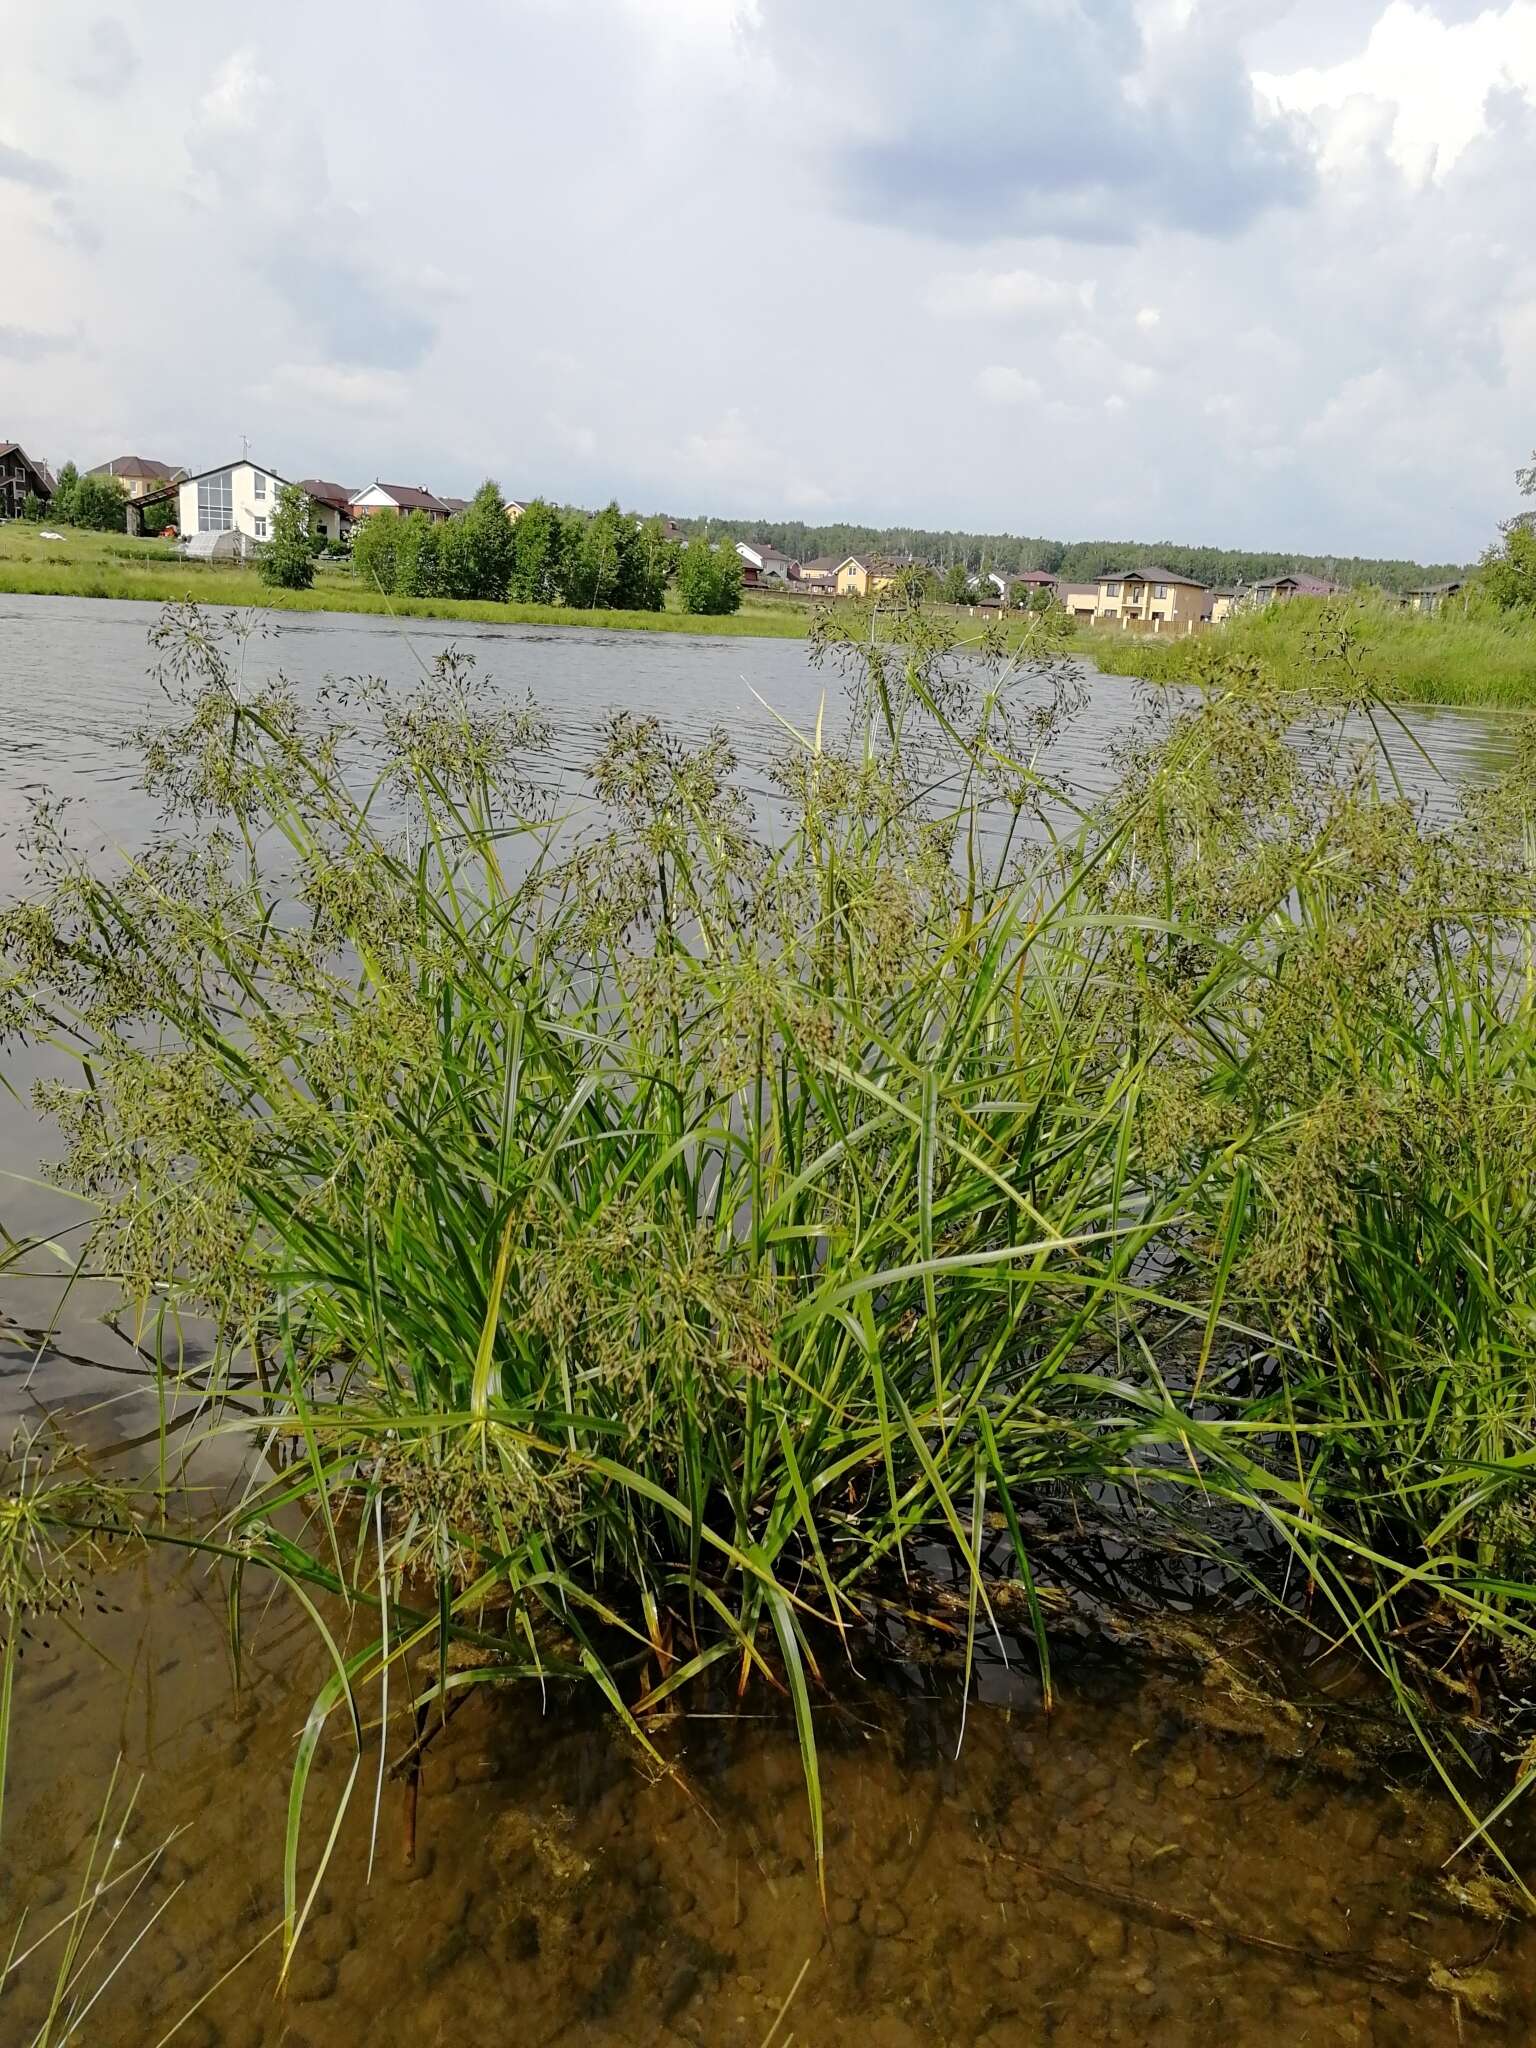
(297, 480, 355, 545)
(131, 460, 291, 542)
(1248, 571, 1342, 605)
(1095, 566, 1210, 631)
(736, 540, 797, 585)
(351, 482, 453, 524)
(1058, 581, 1101, 621)
(0, 442, 52, 520)
(1407, 580, 1463, 615)
(795, 554, 841, 592)
(88, 456, 183, 501)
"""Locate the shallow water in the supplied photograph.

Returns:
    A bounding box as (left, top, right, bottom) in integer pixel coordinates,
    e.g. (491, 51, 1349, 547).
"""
(3, 594, 1534, 2043)
(2, 1421, 1530, 2046)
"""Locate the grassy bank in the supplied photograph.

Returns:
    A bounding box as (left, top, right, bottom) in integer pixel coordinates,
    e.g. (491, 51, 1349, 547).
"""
(1085, 590, 1536, 707)
(8, 592, 1536, 1935)
(0, 522, 817, 638)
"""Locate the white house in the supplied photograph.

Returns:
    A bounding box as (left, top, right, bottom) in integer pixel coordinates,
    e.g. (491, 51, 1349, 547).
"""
(735, 539, 796, 585)
(351, 482, 454, 524)
(167, 460, 292, 545)
(297, 480, 356, 544)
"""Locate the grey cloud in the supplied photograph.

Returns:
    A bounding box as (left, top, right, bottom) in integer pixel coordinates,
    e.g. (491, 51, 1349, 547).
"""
(262, 248, 436, 372)
(753, 0, 1313, 243)
(0, 325, 74, 362)
(0, 141, 68, 192)
(70, 17, 140, 97)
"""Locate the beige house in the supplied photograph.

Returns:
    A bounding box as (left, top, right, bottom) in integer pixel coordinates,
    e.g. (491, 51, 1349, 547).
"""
(1058, 581, 1101, 621)
(1096, 566, 1210, 631)
(504, 501, 528, 524)
(1206, 589, 1236, 626)
(796, 553, 841, 592)
(1407, 580, 1463, 615)
(834, 555, 873, 597)
(88, 455, 183, 501)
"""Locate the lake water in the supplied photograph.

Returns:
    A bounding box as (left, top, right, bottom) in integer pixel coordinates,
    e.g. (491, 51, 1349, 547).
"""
(2, 594, 1533, 2044)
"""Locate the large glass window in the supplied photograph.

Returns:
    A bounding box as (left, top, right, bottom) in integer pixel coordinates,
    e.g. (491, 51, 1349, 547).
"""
(197, 471, 233, 533)
(254, 472, 266, 501)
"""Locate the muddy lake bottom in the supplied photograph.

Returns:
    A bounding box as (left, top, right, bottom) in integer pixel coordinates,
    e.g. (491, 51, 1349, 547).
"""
(3, 1514, 1530, 2048)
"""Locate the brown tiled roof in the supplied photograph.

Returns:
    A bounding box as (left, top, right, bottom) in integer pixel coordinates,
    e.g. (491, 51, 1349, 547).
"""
(298, 478, 354, 510)
(1104, 565, 1209, 589)
(89, 456, 181, 481)
(366, 483, 452, 514)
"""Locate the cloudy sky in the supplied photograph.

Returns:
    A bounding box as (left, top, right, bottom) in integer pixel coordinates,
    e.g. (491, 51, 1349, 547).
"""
(2, 2, 1533, 562)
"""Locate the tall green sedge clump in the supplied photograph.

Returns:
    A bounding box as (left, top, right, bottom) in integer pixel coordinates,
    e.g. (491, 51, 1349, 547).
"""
(6, 590, 1536, 1931)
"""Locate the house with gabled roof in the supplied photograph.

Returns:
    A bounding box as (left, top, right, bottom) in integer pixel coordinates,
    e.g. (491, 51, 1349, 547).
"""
(1096, 565, 1211, 631)
(0, 441, 53, 520)
(126, 457, 291, 544)
(296, 480, 356, 545)
(350, 482, 454, 524)
(87, 456, 184, 502)
(736, 539, 797, 585)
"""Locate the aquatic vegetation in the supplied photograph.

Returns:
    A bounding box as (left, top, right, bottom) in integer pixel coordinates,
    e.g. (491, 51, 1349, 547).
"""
(5, 592, 1536, 1937)
(1089, 588, 1536, 707)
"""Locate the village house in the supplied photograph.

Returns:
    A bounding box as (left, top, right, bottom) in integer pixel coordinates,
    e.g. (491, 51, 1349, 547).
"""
(736, 539, 797, 585)
(504, 501, 528, 524)
(0, 442, 53, 520)
(350, 482, 454, 524)
(127, 458, 291, 548)
(297, 480, 355, 545)
(794, 554, 841, 592)
(1247, 571, 1342, 605)
(1096, 566, 1210, 631)
(1407, 580, 1463, 615)
(1205, 588, 1236, 625)
(1058, 581, 1101, 621)
(87, 456, 183, 502)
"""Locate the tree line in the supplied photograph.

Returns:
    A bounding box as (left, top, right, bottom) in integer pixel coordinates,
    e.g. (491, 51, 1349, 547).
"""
(353, 492, 742, 614)
(665, 514, 1471, 596)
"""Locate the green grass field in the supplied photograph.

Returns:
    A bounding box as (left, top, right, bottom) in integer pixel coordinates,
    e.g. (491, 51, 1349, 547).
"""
(0, 524, 817, 638)
(1084, 592, 1536, 708)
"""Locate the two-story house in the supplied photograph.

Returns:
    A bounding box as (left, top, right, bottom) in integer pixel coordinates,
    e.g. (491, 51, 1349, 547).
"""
(297, 480, 356, 545)
(0, 442, 53, 520)
(1096, 566, 1211, 631)
(736, 539, 797, 585)
(87, 456, 184, 502)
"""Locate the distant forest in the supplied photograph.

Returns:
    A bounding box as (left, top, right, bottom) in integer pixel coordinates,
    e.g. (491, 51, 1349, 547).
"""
(661, 513, 1471, 596)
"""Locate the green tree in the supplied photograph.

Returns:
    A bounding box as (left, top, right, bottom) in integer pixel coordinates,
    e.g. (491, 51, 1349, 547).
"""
(509, 499, 565, 604)
(353, 512, 401, 596)
(1477, 525, 1536, 615)
(940, 561, 972, 605)
(675, 536, 742, 615)
(50, 461, 80, 525)
(259, 484, 316, 590)
(21, 492, 45, 522)
(438, 480, 517, 602)
(394, 511, 442, 598)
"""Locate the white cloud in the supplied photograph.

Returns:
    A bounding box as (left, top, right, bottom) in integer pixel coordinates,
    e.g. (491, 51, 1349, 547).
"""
(255, 363, 409, 410)
(1135, 306, 1161, 330)
(928, 267, 1096, 321)
(1258, 0, 1536, 183)
(975, 366, 1043, 405)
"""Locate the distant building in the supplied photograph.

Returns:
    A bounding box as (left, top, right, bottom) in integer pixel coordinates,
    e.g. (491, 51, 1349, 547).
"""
(1057, 581, 1101, 621)
(0, 441, 52, 519)
(87, 456, 183, 502)
(1407, 580, 1463, 615)
(834, 555, 873, 597)
(132, 459, 293, 544)
(350, 482, 454, 524)
(1248, 571, 1342, 605)
(736, 539, 797, 585)
(1205, 588, 1236, 625)
(297, 480, 355, 545)
(795, 554, 841, 591)
(1096, 566, 1210, 631)
(504, 500, 529, 524)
